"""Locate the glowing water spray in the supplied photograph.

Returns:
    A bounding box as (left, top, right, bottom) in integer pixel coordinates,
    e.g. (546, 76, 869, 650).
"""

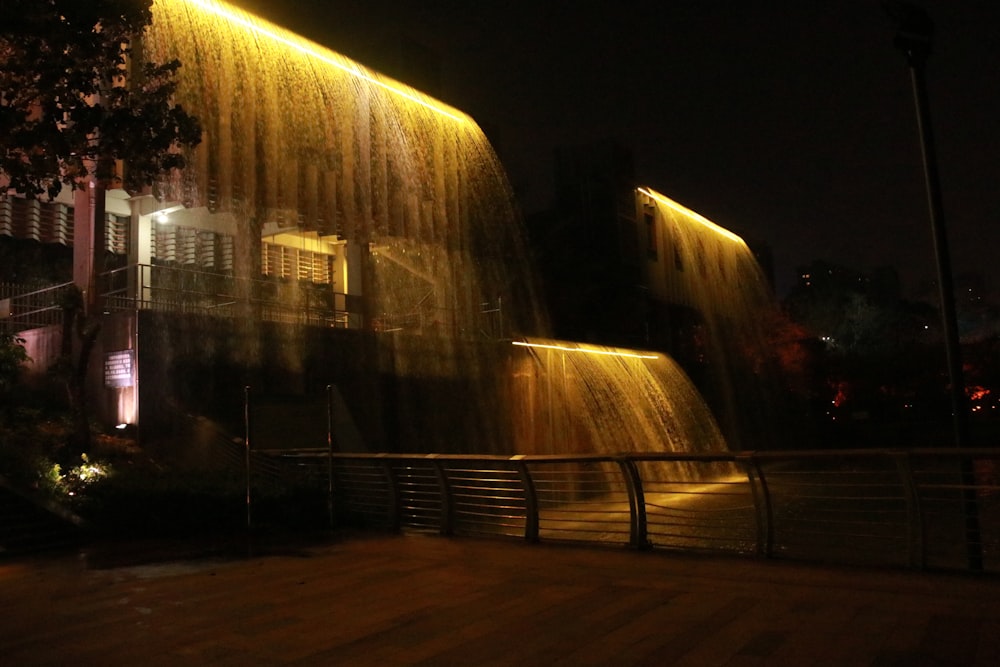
(179, 0, 469, 123)
(513, 340, 658, 360)
(510, 338, 729, 459)
(636, 186, 779, 449)
(146, 0, 543, 338)
(637, 187, 746, 245)
(141, 0, 753, 459)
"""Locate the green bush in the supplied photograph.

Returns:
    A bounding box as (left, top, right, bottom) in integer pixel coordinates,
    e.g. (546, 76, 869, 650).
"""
(0, 332, 30, 398)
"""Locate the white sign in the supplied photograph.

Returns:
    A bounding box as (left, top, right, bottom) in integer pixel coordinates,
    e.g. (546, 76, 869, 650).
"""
(104, 350, 134, 388)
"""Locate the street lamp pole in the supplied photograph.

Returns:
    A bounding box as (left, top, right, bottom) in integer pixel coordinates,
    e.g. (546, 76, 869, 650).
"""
(886, 1, 982, 571)
(889, 4, 968, 448)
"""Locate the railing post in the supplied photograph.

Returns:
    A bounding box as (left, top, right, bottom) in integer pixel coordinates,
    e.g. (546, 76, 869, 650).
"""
(430, 457, 454, 536)
(326, 384, 336, 529)
(244, 385, 252, 530)
(617, 457, 650, 550)
(378, 456, 400, 532)
(959, 455, 984, 573)
(513, 457, 539, 543)
(740, 453, 773, 558)
(892, 450, 925, 570)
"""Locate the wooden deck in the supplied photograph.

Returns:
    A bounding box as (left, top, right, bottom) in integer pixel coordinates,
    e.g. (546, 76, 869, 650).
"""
(2, 532, 999, 665)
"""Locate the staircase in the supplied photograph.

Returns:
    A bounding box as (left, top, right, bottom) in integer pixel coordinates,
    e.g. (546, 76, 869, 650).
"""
(0, 478, 85, 556)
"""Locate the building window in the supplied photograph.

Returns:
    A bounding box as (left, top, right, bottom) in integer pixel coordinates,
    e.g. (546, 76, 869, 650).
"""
(644, 209, 657, 260)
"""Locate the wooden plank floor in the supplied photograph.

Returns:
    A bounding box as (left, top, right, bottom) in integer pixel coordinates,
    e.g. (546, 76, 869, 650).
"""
(2, 532, 999, 665)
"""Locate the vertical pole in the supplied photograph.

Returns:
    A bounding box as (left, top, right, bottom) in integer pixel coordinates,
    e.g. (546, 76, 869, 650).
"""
(244, 385, 252, 530)
(514, 459, 539, 543)
(906, 55, 969, 452)
(326, 384, 336, 528)
(91, 178, 109, 313)
(892, 451, 925, 569)
(497, 295, 503, 339)
(431, 458, 454, 537)
(616, 458, 650, 550)
(888, 3, 982, 570)
(739, 453, 774, 559)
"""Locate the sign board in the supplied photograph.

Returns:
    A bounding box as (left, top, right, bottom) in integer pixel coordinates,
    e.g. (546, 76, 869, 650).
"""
(104, 350, 134, 388)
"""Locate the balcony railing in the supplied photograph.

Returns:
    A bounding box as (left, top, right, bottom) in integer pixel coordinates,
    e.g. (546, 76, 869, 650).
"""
(0, 281, 75, 333)
(3, 264, 508, 339)
(99, 263, 355, 328)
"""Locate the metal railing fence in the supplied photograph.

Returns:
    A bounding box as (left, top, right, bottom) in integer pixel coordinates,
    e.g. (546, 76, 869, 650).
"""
(0, 281, 74, 333)
(100, 263, 354, 328)
(3, 264, 504, 336)
(253, 447, 1000, 573)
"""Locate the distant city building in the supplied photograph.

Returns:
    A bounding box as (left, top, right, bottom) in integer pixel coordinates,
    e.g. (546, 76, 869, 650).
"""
(528, 140, 642, 346)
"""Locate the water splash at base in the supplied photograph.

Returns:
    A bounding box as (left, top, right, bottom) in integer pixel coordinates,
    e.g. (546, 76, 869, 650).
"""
(509, 338, 728, 457)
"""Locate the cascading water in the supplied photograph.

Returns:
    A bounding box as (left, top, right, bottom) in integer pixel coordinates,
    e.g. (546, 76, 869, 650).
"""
(145, 0, 542, 337)
(637, 188, 781, 449)
(509, 339, 727, 457)
(139, 0, 765, 459)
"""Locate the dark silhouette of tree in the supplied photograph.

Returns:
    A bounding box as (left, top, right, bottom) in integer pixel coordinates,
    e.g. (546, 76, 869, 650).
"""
(0, 0, 200, 198)
(783, 260, 962, 445)
(1, 0, 201, 458)
(0, 332, 30, 399)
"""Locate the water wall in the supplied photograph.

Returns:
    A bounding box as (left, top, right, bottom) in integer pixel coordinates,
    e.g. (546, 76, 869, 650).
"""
(139, 0, 539, 451)
(145, 0, 543, 337)
(138, 0, 736, 457)
(637, 188, 780, 449)
(509, 339, 728, 459)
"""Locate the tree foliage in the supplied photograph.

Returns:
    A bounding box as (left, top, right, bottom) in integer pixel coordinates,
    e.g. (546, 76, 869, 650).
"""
(0, 0, 201, 198)
(784, 260, 926, 356)
(0, 331, 30, 397)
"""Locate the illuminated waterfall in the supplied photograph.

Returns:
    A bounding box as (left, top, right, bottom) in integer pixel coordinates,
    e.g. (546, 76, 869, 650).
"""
(139, 0, 741, 457)
(145, 0, 542, 339)
(510, 339, 728, 460)
(637, 188, 779, 449)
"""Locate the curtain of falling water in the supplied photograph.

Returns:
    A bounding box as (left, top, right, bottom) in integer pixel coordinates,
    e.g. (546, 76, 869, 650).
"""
(144, 0, 545, 452)
(142, 1, 743, 460)
(146, 0, 543, 334)
(638, 188, 781, 450)
(509, 339, 728, 471)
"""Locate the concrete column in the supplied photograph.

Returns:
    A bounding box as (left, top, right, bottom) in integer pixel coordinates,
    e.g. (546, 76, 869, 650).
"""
(129, 195, 156, 307)
(72, 186, 94, 299)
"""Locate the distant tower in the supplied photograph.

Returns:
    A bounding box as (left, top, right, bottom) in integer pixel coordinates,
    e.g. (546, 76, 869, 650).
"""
(529, 139, 644, 346)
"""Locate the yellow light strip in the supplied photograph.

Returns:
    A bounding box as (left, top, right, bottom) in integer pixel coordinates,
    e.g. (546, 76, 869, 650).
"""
(179, 0, 468, 123)
(637, 187, 746, 244)
(512, 340, 658, 360)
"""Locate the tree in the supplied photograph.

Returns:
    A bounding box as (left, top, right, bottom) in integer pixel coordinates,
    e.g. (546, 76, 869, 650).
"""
(0, 0, 200, 199)
(0, 331, 30, 399)
(0, 0, 201, 456)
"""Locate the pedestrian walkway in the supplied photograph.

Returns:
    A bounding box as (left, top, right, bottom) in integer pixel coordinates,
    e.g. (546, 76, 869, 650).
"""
(2, 532, 998, 665)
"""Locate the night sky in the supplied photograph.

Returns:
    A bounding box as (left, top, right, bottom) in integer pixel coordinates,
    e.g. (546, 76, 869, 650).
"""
(229, 0, 999, 297)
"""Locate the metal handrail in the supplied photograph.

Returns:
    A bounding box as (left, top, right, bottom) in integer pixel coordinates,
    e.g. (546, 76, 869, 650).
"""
(0, 281, 74, 333)
(253, 447, 1000, 573)
(98, 263, 355, 327)
(3, 264, 503, 336)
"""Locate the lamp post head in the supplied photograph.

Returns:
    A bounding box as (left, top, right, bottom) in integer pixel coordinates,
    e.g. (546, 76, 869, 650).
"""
(884, 1, 934, 65)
